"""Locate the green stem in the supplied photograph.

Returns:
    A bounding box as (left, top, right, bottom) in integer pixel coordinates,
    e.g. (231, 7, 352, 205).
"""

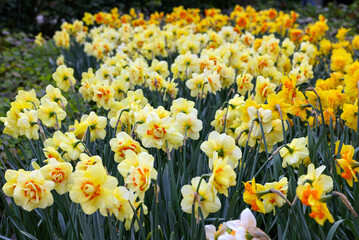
(276, 104, 287, 144)
(114, 108, 130, 136)
(237, 123, 254, 190)
(165, 141, 184, 235)
(195, 173, 212, 193)
(222, 104, 230, 134)
(71, 84, 82, 116)
(129, 120, 144, 138)
(153, 179, 159, 240)
(53, 112, 60, 131)
(320, 194, 335, 202)
(257, 110, 269, 160)
(183, 127, 188, 174)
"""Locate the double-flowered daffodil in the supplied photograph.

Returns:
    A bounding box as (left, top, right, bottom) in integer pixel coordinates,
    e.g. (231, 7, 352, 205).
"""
(69, 163, 118, 215)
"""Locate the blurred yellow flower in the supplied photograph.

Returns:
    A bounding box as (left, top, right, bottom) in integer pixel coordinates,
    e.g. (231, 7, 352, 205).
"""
(34, 32, 45, 46)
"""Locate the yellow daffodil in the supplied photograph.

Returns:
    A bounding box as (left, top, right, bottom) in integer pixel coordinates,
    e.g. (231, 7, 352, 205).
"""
(92, 80, 115, 110)
(254, 76, 276, 103)
(247, 107, 273, 138)
(2, 169, 27, 197)
(208, 152, 236, 196)
(170, 98, 195, 116)
(280, 137, 309, 168)
(12, 170, 55, 211)
(40, 158, 73, 194)
(243, 178, 266, 213)
(263, 93, 291, 120)
(52, 65, 76, 91)
(136, 112, 183, 151)
(309, 202, 334, 226)
(41, 85, 68, 109)
(124, 196, 148, 232)
(117, 151, 144, 177)
(262, 177, 288, 214)
(69, 164, 118, 215)
(186, 72, 209, 98)
(341, 103, 357, 131)
(181, 176, 221, 219)
(174, 110, 203, 140)
(15, 89, 40, 109)
(298, 163, 333, 193)
(110, 132, 145, 163)
(37, 99, 66, 128)
(336, 146, 359, 187)
(59, 132, 85, 160)
(124, 152, 158, 200)
(352, 35, 359, 50)
(297, 176, 331, 207)
(100, 186, 132, 220)
(81, 112, 107, 141)
(76, 153, 103, 171)
(34, 32, 45, 46)
(296, 176, 334, 225)
(336, 27, 350, 42)
(53, 30, 70, 49)
(17, 109, 39, 140)
(200, 131, 242, 169)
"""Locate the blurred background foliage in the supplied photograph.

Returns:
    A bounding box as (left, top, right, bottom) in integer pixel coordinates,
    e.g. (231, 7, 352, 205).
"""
(0, 31, 59, 159)
(1, 0, 359, 36)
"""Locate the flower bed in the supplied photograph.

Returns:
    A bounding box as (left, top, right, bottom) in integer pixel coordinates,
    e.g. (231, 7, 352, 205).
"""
(1, 5, 359, 240)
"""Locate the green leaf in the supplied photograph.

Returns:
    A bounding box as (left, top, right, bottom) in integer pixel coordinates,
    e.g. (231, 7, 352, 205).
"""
(19, 230, 38, 240)
(326, 219, 359, 240)
(225, 190, 240, 221)
(0, 235, 13, 240)
(312, 128, 329, 164)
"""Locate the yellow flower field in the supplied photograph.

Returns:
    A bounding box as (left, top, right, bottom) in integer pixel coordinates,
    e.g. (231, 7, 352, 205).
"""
(1, 5, 359, 239)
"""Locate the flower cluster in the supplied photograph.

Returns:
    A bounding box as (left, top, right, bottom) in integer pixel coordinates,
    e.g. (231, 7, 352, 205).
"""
(2, 4, 359, 239)
(296, 164, 334, 225)
(243, 177, 288, 214)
